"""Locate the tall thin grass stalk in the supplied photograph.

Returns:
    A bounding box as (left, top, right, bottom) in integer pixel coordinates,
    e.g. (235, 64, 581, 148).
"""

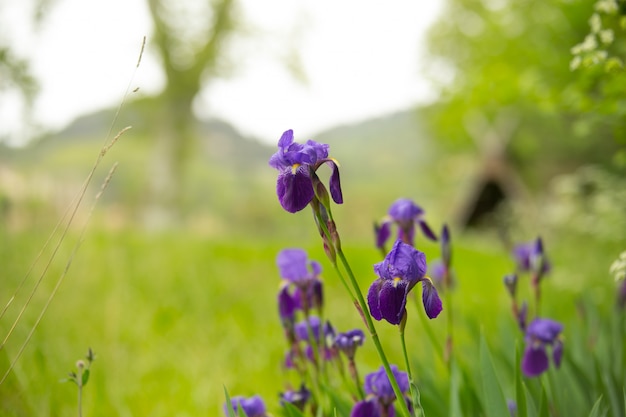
(0, 35, 145, 383)
(1, 164, 119, 384)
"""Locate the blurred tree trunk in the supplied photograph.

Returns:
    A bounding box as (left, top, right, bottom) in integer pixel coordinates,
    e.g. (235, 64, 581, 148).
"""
(145, 0, 236, 227)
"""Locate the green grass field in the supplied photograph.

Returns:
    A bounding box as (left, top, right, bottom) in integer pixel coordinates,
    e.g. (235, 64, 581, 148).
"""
(1, 122, 624, 416)
(1, 214, 622, 416)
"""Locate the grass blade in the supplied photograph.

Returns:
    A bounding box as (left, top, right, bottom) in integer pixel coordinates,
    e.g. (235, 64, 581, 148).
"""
(480, 334, 510, 417)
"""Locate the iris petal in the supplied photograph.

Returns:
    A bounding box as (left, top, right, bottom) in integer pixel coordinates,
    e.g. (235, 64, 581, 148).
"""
(328, 161, 343, 204)
(375, 221, 392, 249)
(351, 399, 381, 417)
(277, 167, 314, 213)
(367, 279, 384, 321)
(422, 279, 443, 319)
(521, 346, 549, 377)
(418, 220, 438, 241)
(378, 279, 409, 325)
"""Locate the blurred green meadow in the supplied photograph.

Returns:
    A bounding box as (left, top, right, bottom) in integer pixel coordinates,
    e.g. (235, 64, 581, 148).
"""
(0, 107, 624, 416)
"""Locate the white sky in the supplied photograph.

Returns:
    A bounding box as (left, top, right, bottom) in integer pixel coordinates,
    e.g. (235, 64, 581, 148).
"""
(0, 0, 443, 145)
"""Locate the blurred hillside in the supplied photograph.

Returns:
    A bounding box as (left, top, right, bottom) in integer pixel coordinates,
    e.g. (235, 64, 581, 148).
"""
(0, 100, 448, 241)
(1, 97, 624, 245)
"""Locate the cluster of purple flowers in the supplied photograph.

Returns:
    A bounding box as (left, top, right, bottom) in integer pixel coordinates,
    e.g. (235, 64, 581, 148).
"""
(277, 247, 369, 412)
(227, 130, 569, 416)
(504, 237, 564, 377)
(351, 366, 411, 417)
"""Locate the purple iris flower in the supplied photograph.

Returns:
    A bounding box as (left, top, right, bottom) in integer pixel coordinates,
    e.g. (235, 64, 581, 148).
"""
(277, 248, 322, 284)
(276, 249, 324, 320)
(365, 365, 410, 407)
(294, 316, 337, 362)
(269, 129, 342, 213)
(335, 329, 365, 360)
(280, 384, 311, 411)
(368, 240, 442, 324)
(294, 316, 335, 344)
(513, 238, 550, 276)
(351, 365, 411, 417)
(375, 198, 437, 249)
(224, 395, 267, 417)
(521, 318, 563, 377)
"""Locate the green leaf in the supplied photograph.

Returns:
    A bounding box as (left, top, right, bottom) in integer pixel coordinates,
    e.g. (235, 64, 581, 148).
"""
(587, 395, 604, 417)
(81, 369, 90, 386)
(480, 334, 510, 417)
(563, 352, 593, 405)
(537, 381, 549, 417)
(524, 383, 538, 417)
(282, 402, 306, 417)
(409, 380, 425, 417)
(449, 357, 463, 417)
(514, 343, 528, 417)
(321, 379, 352, 417)
(223, 386, 237, 417)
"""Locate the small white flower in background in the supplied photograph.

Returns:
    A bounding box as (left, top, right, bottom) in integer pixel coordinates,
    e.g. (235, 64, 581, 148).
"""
(609, 251, 626, 282)
(595, 0, 619, 14)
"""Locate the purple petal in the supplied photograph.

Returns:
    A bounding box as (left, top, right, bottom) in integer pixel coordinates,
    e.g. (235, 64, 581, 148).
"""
(367, 279, 384, 321)
(418, 220, 438, 241)
(374, 240, 427, 282)
(512, 243, 533, 272)
(375, 221, 392, 249)
(268, 131, 294, 169)
(422, 279, 443, 319)
(526, 318, 563, 343)
(364, 365, 409, 400)
(278, 285, 297, 323)
(388, 198, 423, 221)
(378, 279, 409, 325)
(335, 329, 365, 351)
(225, 395, 267, 417)
(277, 248, 309, 281)
(327, 161, 343, 204)
(521, 346, 549, 377)
(278, 129, 294, 149)
(276, 167, 314, 213)
(350, 399, 382, 417)
(310, 260, 322, 275)
(304, 139, 329, 162)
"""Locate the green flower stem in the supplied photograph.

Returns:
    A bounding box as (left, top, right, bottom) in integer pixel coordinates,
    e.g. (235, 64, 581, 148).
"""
(445, 283, 454, 370)
(335, 248, 413, 417)
(76, 367, 84, 417)
(415, 295, 445, 366)
(400, 324, 425, 417)
(311, 196, 412, 417)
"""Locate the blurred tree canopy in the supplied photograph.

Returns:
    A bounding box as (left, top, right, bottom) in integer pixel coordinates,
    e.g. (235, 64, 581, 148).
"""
(144, 0, 238, 225)
(422, 0, 626, 187)
(0, 0, 51, 141)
